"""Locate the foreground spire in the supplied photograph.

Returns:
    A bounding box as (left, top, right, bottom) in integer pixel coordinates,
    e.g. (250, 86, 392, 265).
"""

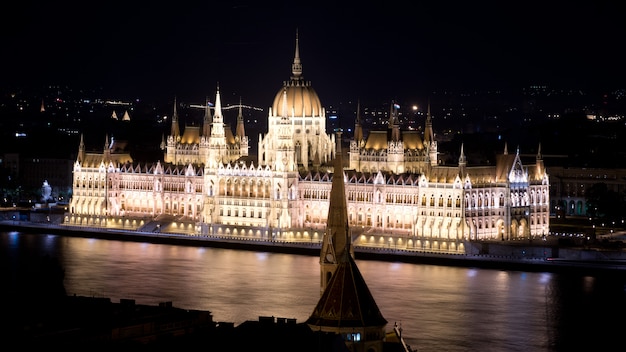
(319, 130, 353, 295)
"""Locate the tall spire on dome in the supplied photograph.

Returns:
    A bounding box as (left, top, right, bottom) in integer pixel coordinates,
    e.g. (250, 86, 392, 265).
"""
(291, 28, 302, 79)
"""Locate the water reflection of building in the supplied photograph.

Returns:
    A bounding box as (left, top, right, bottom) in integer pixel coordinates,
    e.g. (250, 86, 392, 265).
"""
(67, 31, 550, 252)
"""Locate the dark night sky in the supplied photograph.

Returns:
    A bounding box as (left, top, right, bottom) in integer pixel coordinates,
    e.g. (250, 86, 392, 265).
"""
(3, 1, 625, 106)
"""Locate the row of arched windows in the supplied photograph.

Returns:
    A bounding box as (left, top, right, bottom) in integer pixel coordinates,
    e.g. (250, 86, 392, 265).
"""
(421, 194, 462, 208)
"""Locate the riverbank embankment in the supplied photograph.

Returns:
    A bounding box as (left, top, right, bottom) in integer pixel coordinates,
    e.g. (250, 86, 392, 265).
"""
(2, 220, 626, 276)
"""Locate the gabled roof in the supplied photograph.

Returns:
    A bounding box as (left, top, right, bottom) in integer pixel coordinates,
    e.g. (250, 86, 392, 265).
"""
(363, 129, 425, 151)
(306, 252, 387, 329)
(364, 130, 389, 150)
(180, 125, 201, 144)
(495, 153, 517, 181)
(80, 152, 133, 168)
(400, 130, 424, 150)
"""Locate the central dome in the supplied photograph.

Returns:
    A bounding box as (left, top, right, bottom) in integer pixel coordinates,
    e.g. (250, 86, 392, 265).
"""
(271, 30, 323, 118)
(272, 80, 323, 117)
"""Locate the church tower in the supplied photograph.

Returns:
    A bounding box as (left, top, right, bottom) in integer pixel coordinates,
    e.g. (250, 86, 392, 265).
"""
(307, 131, 388, 352)
(319, 130, 353, 295)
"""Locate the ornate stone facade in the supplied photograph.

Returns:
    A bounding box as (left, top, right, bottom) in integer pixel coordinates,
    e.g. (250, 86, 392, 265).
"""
(66, 33, 550, 253)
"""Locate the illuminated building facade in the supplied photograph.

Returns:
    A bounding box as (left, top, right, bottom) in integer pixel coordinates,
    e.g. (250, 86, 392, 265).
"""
(67, 33, 550, 253)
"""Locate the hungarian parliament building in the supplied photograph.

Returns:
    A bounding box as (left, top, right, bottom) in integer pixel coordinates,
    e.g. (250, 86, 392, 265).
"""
(66, 34, 550, 254)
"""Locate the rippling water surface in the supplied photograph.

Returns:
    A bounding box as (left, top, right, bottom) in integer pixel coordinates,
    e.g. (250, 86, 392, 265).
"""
(3, 231, 626, 351)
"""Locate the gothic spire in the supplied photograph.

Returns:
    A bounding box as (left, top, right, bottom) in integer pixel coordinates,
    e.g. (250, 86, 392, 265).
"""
(78, 133, 85, 164)
(319, 129, 353, 294)
(389, 101, 400, 142)
(424, 98, 434, 146)
(210, 84, 225, 138)
(103, 134, 111, 161)
(213, 84, 223, 124)
(170, 97, 180, 138)
(202, 96, 212, 137)
(236, 96, 246, 140)
(291, 29, 302, 79)
(535, 142, 545, 180)
(354, 99, 363, 142)
(459, 143, 466, 165)
(459, 143, 467, 178)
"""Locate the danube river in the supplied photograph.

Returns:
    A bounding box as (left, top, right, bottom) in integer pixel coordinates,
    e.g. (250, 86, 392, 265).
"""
(3, 230, 626, 351)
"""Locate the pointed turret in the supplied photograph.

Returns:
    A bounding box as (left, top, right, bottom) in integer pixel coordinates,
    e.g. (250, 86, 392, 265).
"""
(236, 97, 246, 140)
(103, 134, 111, 161)
(210, 84, 225, 138)
(459, 143, 467, 178)
(354, 99, 363, 143)
(202, 96, 212, 137)
(535, 142, 545, 181)
(77, 133, 85, 164)
(423, 100, 438, 167)
(170, 97, 180, 139)
(424, 99, 434, 146)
